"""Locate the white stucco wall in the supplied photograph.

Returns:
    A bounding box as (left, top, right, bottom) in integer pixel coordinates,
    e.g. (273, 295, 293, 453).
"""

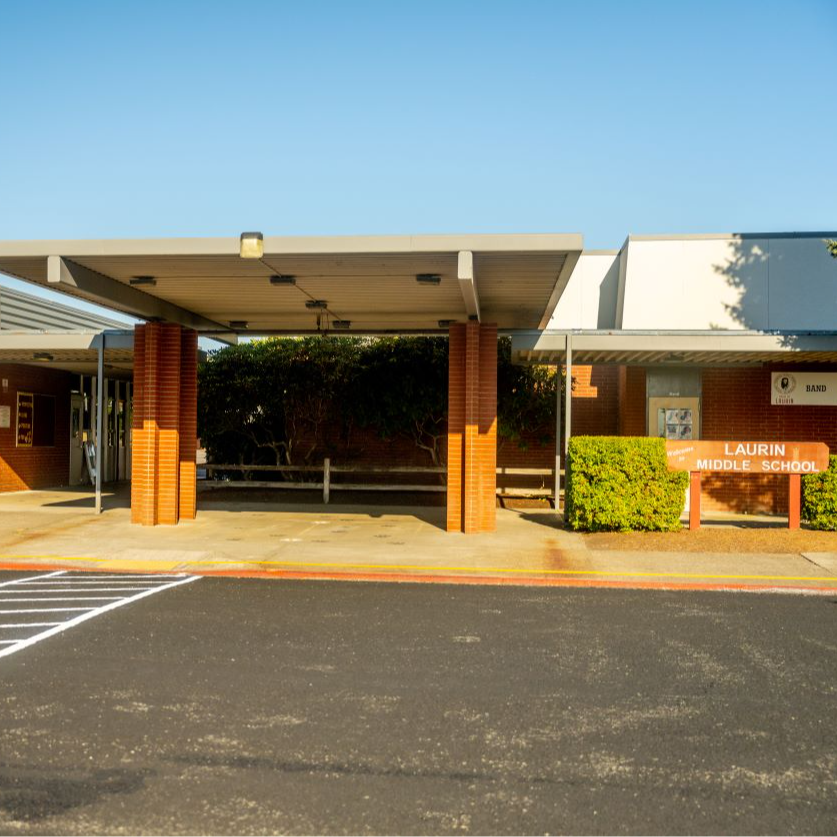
(548, 251, 620, 329)
(616, 235, 837, 331)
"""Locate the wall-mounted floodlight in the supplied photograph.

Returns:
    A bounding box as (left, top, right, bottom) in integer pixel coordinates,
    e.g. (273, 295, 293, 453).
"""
(33, 352, 54, 361)
(239, 232, 264, 259)
(332, 320, 351, 329)
(270, 274, 296, 285)
(438, 319, 457, 328)
(416, 274, 442, 285)
(130, 276, 157, 286)
(305, 300, 328, 309)
(229, 320, 249, 329)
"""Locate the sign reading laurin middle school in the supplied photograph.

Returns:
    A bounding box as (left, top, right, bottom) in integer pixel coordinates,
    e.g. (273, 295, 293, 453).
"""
(665, 440, 829, 474)
(772, 372, 837, 405)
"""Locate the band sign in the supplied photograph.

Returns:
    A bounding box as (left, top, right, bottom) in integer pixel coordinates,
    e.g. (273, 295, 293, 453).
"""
(16, 392, 33, 447)
(666, 440, 829, 474)
(772, 372, 837, 406)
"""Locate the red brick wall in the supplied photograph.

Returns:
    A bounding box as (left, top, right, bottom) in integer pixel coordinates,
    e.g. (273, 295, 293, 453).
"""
(701, 365, 837, 514)
(618, 366, 646, 436)
(0, 364, 72, 492)
(572, 365, 619, 436)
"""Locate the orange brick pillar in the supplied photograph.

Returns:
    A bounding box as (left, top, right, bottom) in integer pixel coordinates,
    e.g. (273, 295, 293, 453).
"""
(178, 328, 198, 520)
(130, 323, 198, 526)
(446, 322, 497, 533)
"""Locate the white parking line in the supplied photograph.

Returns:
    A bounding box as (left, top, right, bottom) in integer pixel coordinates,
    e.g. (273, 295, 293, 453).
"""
(0, 597, 124, 602)
(1, 587, 163, 592)
(0, 607, 98, 614)
(0, 571, 67, 589)
(20, 580, 177, 585)
(0, 571, 199, 660)
(0, 622, 62, 628)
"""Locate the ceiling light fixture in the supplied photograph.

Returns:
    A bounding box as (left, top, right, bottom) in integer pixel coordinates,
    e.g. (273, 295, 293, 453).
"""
(416, 274, 442, 285)
(130, 276, 157, 286)
(33, 352, 54, 361)
(229, 320, 249, 329)
(270, 274, 296, 285)
(239, 231, 264, 259)
(305, 300, 328, 309)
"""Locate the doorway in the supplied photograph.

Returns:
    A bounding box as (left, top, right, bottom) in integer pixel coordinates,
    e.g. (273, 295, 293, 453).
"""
(69, 392, 86, 485)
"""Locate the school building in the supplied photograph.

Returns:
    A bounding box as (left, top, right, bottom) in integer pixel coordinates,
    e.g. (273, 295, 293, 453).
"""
(0, 230, 835, 531)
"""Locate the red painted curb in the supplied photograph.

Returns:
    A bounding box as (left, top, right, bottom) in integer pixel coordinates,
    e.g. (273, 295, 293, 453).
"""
(2, 562, 836, 594)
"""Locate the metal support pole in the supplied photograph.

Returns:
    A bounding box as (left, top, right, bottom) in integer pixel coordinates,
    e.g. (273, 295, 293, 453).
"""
(689, 471, 701, 530)
(323, 457, 330, 504)
(564, 334, 572, 459)
(554, 354, 562, 512)
(126, 380, 132, 481)
(95, 334, 104, 514)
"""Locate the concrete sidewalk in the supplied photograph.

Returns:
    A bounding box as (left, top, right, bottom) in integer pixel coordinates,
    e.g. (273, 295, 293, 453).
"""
(0, 487, 836, 592)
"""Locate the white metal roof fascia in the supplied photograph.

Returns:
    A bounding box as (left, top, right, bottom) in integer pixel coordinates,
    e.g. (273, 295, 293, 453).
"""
(0, 330, 134, 352)
(511, 330, 837, 357)
(0, 233, 584, 259)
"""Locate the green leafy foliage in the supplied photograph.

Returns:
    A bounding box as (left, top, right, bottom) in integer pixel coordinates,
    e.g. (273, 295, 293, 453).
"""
(802, 455, 837, 530)
(351, 337, 448, 465)
(198, 335, 557, 472)
(565, 436, 688, 532)
(497, 338, 559, 449)
(827, 239, 837, 259)
(197, 337, 361, 472)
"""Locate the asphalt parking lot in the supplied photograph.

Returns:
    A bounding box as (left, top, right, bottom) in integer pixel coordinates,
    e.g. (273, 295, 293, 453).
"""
(0, 571, 835, 835)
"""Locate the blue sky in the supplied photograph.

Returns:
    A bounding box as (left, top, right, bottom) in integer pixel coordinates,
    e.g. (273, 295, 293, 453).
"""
(0, 0, 834, 258)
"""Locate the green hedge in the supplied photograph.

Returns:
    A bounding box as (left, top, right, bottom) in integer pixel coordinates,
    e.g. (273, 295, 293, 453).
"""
(565, 436, 688, 532)
(802, 455, 837, 530)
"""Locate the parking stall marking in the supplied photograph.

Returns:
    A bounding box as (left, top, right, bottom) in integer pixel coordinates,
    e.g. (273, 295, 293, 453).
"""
(0, 571, 199, 660)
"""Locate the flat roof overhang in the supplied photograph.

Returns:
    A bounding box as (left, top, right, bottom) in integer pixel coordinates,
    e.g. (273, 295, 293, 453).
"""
(511, 330, 837, 366)
(0, 330, 135, 378)
(0, 234, 583, 335)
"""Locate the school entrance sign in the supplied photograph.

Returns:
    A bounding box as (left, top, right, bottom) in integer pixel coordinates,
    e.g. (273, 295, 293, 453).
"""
(665, 440, 830, 531)
(665, 441, 830, 474)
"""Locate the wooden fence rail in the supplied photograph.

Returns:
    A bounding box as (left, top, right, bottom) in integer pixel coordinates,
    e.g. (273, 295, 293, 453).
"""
(203, 460, 562, 504)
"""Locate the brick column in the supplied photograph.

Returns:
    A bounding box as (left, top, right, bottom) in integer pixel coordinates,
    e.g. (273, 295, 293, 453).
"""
(446, 323, 497, 533)
(178, 328, 198, 520)
(130, 323, 198, 526)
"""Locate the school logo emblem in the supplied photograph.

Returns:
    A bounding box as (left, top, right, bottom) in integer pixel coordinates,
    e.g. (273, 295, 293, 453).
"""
(774, 374, 796, 395)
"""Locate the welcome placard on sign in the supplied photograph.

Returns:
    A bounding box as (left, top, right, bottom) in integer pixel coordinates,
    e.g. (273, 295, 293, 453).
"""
(665, 440, 830, 474)
(772, 372, 837, 405)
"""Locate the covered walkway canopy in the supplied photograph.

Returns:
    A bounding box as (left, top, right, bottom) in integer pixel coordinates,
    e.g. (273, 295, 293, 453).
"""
(511, 329, 837, 367)
(510, 328, 837, 507)
(0, 234, 582, 334)
(0, 234, 584, 532)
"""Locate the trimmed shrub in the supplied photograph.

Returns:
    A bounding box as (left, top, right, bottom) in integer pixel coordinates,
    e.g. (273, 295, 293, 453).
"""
(565, 436, 688, 532)
(802, 455, 837, 530)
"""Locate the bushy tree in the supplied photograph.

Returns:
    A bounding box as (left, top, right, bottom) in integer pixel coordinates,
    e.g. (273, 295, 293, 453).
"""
(198, 337, 361, 473)
(497, 338, 559, 450)
(351, 337, 448, 466)
(198, 334, 559, 471)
